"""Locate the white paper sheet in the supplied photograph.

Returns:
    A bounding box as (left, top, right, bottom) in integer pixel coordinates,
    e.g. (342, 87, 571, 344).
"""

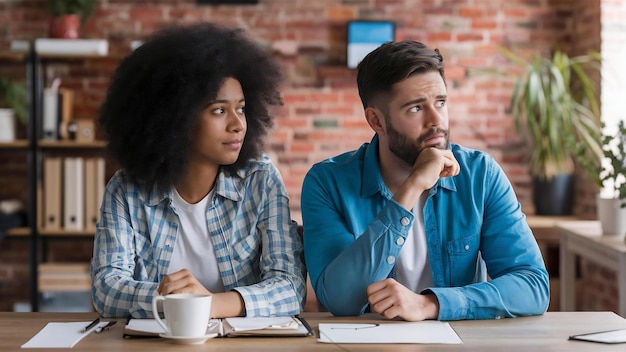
(21, 321, 109, 348)
(318, 322, 463, 344)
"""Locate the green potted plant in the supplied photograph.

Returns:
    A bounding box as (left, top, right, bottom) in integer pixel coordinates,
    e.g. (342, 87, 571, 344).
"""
(575, 120, 626, 235)
(0, 77, 28, 142)
(46, 0, 95, 39)
(500, 48, 603, 215)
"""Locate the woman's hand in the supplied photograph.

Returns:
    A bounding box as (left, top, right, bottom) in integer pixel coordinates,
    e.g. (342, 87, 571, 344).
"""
(157, 268, 211, 295)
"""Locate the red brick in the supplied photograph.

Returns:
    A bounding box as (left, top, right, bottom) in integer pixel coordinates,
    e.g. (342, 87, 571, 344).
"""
(427, 32, 453, 42)
(326, 6, 356, 21)
(459, 7, 485, 18)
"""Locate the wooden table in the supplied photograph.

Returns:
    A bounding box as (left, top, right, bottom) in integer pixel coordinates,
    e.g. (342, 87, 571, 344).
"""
(2, 311, 626, 351)
(559, 220, 626, 317)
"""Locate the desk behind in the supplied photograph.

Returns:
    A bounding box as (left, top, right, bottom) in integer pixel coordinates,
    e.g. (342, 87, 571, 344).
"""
(2, 311, 626, 351)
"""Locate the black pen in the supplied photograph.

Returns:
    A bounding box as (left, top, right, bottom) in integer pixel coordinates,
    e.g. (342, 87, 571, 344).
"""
(95, 320, 117, 333)
(83, 317, 100, 332)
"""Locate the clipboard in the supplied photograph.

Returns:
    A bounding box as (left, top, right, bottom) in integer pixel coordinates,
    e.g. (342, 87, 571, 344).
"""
(569, 329, 626, 344)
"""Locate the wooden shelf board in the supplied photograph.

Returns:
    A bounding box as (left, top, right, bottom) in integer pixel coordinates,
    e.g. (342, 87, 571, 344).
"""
(0, 50, 26, 61)
(38, 53, 110, 60)
(0, 140, 29, 149)
(5, 227, 30, 237)
(526, 215, 579, 228)
(38, 140, 106, 148)
(38, 228, 95, 237)
(527, 215, 579, 245)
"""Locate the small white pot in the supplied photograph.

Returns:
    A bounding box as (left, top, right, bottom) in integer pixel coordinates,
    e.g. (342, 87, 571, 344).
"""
(597, 196, 626, 236)
(0, 108, 16, 142)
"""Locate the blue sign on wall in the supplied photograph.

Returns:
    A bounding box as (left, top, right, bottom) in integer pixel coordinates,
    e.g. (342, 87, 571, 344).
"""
(347, 21, 395, 69)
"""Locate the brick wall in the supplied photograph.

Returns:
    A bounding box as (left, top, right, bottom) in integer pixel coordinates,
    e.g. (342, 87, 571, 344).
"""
(0, 0, 581, 213)
(0, 0, 612, 311)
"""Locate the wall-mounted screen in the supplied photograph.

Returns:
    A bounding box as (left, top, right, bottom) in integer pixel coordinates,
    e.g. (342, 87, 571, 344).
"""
(347, 21, 395, 69)
(197, 0, 258, 4)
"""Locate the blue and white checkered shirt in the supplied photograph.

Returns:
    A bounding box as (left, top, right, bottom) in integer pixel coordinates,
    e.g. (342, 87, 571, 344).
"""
(91, 157, 306, 318)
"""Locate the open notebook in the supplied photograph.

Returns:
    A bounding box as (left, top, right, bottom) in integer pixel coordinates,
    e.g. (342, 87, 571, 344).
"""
(124, 316, 313, 338)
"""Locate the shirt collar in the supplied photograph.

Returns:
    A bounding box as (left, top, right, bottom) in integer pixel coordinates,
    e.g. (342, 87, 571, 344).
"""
(362, 134, 390, 198)
(144, 168, 244, 207)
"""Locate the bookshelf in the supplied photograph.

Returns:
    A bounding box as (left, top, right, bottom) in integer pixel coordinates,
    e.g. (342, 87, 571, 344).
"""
(25, 40, 111, 311)
(0, 48, 37, 312)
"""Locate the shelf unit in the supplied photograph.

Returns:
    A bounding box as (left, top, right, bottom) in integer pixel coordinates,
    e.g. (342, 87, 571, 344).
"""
(0, 48, 37, 311)
(28, 46, 110, 311)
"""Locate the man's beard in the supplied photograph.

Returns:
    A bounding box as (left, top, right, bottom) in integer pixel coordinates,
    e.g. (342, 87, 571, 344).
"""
(386, 119, 450, 165)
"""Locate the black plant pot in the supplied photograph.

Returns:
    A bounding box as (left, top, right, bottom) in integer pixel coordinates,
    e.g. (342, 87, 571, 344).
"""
(532, 173, 574, 216)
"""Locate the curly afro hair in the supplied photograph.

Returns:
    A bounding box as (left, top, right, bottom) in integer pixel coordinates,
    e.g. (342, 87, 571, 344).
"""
(99, 22, 283, 192)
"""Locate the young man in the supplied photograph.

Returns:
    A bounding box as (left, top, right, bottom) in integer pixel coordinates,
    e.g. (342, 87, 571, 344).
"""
(91, 23, 305, 318)
(301, 40, 549, 321)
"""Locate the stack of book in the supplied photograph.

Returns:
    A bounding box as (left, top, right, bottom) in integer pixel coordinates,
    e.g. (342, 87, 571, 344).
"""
(38, 263, 91, 292)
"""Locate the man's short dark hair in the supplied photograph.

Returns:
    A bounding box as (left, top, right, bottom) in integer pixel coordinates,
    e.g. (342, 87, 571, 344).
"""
(356, 40, 445, 111)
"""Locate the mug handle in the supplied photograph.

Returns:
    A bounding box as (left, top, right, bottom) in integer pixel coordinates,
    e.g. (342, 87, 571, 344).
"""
(151, 295, 169, 335)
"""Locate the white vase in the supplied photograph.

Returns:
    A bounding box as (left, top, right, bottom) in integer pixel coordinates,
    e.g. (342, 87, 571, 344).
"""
(597, 196, 626, 236)
(0, 108, 16, 142)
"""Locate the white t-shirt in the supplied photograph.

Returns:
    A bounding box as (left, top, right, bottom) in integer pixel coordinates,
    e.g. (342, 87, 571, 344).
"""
(168, 187, 225, 293)
(396, 192, 433, 293)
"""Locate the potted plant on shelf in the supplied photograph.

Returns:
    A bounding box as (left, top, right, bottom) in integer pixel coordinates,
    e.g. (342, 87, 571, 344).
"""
(46, 0, 95, 39)
(575, 120, 626, 236)
(0, 77, 28, 142)
(500, 48, 603, 215)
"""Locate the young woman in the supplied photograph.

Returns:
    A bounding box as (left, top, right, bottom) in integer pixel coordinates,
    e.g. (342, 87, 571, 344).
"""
(91, 23, 305, 318)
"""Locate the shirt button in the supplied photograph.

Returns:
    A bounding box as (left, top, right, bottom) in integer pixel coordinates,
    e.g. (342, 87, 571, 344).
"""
(464, 245, 470, 251)
(495, 316, 501, 320)
(387, 256, 395, 264)
(400, 217, 410, 226)
(396, 237, 405, 246)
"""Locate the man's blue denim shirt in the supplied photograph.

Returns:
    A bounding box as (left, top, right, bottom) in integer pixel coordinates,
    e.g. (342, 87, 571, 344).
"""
(301, 135, 549, 320)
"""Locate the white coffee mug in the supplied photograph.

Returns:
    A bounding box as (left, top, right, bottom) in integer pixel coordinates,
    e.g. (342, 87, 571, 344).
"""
(151, 293, 212, 337)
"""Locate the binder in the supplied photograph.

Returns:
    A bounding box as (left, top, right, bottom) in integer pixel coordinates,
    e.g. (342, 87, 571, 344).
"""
(58, 88, 74, 140)
(83, 158, 97, 232)
(42, 88, 59, 140)
(63, 157, 84, 231)
(43, 157, 62, 230)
